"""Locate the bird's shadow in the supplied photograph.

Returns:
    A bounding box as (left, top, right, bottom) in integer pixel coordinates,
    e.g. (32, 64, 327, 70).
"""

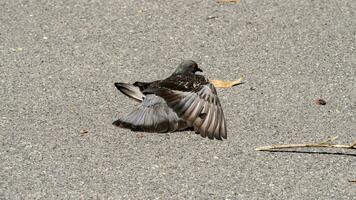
(262, 150, 356, 157)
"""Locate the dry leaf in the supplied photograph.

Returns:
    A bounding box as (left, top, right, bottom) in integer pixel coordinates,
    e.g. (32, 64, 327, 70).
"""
(210, 77, 244, 88)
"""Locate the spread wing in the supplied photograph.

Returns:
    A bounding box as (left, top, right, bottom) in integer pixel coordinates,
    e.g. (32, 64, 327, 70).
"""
(113, 94, 187, 133)
(147, 84, 227, 140)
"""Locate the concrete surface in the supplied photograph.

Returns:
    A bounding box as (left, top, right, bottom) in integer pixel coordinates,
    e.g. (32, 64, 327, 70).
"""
(1, 0, 355, 199)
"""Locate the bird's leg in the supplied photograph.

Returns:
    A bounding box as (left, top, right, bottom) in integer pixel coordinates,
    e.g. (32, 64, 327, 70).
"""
(210, 77, 244, 88)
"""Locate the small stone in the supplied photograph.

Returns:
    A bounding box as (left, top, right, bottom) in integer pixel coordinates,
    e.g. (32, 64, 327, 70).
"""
(315, 98, 326, 105)
(79, 129, 88, 135)
(136, 133, 144, 138)
(206, 16, 218, 20)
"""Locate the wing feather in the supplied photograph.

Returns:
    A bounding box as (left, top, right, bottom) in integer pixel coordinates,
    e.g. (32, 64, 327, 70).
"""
(113, 94, 183, 133)
(153, 83, 227, 140)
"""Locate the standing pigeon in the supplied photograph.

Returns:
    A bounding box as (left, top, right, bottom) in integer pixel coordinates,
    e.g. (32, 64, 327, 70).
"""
(113, 60, 227, 140)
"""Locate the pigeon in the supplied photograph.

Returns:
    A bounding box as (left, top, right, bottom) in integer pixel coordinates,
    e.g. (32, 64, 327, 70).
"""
(113, 60, 227, 140)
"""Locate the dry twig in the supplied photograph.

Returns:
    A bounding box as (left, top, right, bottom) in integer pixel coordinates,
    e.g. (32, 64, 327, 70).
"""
(256, 137, 356, 151)
(216, 0, 241, 3)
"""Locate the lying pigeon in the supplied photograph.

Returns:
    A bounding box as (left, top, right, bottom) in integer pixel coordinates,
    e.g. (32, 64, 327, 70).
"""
(113, 60, 236, 140)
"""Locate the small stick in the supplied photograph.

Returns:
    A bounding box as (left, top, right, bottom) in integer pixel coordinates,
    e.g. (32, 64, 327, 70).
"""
(350, 141, 356, 148)
(348, 180, 356, 183)
(216, 0, 241, 3)
(256, 138, 356, 151)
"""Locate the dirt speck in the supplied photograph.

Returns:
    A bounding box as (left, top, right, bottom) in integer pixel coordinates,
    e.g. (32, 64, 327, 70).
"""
(315, 98, 326, 105)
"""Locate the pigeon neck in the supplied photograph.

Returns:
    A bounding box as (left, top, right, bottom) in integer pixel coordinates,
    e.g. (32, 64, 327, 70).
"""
(173, 67, 184, 75)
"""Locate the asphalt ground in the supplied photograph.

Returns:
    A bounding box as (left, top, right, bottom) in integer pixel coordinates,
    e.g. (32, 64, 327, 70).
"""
(1, 0, 355, 199)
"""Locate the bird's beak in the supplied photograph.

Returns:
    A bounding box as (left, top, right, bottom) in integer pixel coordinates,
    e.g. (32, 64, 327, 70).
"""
(197, 67, 203, 72)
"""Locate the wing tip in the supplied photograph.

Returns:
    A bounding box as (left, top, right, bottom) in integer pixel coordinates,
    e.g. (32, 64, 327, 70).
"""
(197, 130, 227, 140)
(114, 82, 125, 90)
(221, 134, 227, 140)
(113, 119, 144, 132)
(112, 119, 123, 127)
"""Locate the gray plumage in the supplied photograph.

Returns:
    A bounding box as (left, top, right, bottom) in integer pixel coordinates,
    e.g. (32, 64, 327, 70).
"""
(113, 89, 188, 133)
(113, 60, 227, 140)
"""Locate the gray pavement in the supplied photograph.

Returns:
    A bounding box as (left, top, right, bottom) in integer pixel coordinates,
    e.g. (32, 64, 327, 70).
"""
(1, 0, 355, 199)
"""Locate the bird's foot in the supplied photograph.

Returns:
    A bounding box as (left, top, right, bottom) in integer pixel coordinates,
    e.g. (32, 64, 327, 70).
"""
(210, 76, 244, 88)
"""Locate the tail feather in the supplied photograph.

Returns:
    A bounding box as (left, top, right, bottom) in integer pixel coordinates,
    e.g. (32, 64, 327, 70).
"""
(114, 82, 144, 102)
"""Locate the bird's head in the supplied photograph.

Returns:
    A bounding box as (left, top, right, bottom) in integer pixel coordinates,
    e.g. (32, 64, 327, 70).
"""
(173, 60, 203, 75)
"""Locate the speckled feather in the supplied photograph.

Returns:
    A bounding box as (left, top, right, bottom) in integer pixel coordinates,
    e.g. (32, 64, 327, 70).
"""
(147, 73, 209, 93)
(113, 60, 227, 140)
